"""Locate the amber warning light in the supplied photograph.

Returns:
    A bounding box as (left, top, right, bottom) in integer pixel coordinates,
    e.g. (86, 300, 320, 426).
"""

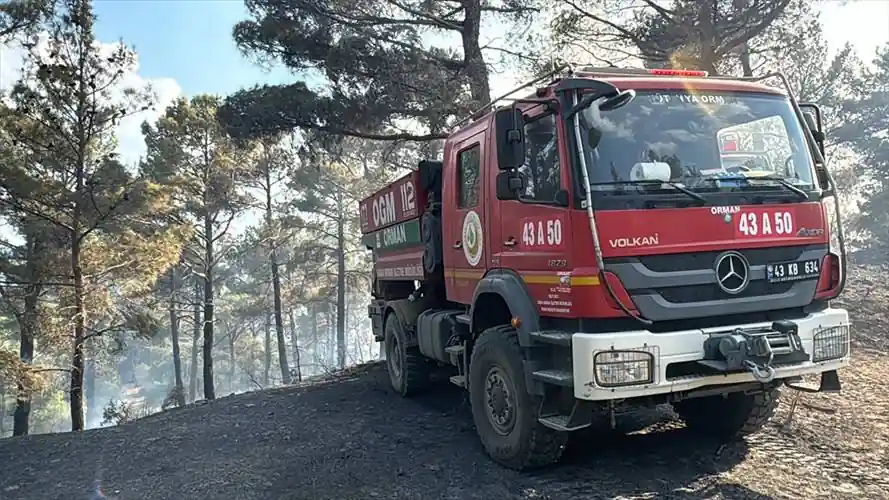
(648, 68, 709, 77)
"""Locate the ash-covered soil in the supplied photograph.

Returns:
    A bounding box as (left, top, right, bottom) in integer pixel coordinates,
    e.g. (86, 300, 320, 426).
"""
(1, 265, 887, 500)
(1, 356, 887, 500)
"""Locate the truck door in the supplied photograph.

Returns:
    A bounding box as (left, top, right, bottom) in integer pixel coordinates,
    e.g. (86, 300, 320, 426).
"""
(494, 111, 574, 316)
(444, 129, 489, 304)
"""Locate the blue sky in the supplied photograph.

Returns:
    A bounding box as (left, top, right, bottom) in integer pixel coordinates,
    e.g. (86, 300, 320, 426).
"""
(0, 0, 886, 168)
(92, 0, 293, 97)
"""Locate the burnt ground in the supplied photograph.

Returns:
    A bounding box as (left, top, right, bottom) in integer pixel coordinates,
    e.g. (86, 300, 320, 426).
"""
(1, 266, 888, 500)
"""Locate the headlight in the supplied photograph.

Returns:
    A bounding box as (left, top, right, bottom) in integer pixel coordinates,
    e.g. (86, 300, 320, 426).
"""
(594, 350, 654, 387)
(813, 324, 850, 362)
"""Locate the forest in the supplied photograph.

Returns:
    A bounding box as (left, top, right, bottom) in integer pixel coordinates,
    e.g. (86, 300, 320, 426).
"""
(0, 0, 886, 440)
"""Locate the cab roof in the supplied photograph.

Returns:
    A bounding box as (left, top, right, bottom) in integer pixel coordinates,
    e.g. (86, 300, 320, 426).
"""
(578, 76, 786, 96)
(567, 67, 786, 96)
(458, 67, 788, 134)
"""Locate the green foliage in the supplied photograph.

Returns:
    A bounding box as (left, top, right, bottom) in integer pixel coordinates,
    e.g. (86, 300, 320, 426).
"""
(845, 46, 889, 250)
(0, 0, 187, 431)
(551, 0, 799, 71)
(142, 95, 252, 220)
(0, 0, 53, 40)
(218, 0, 540, 142)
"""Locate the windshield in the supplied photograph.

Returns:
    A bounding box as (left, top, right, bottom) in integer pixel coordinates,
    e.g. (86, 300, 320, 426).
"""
(578, 91, 817, 194)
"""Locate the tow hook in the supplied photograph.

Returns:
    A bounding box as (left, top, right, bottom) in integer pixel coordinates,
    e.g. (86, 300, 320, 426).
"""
(745, 359, 776, 383)
(743, 332, 777, 383)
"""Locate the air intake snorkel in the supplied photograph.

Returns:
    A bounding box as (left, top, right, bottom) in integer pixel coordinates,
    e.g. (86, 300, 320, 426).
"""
(567, 87, 653, 326)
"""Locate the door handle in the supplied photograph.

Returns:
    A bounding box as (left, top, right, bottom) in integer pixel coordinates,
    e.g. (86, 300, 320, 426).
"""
(453, 241, 463, 249)
(504, 237, 517, 247)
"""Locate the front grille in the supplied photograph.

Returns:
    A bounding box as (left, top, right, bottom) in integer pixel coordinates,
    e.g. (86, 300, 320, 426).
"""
(634, 246, 813, 273)
(638, 280, 795, 304)
(603, 244, 827, 322)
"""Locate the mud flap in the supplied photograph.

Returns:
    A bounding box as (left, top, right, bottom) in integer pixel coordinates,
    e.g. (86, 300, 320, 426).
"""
(784, 370, 841, 393)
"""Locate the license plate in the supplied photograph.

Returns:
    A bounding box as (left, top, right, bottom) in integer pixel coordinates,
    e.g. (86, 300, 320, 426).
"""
(766, 259, 820, 283)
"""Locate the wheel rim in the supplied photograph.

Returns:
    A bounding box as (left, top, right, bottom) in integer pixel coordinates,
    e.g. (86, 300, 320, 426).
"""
(484, 366, 516, 435)
(388, 335, 402, 381)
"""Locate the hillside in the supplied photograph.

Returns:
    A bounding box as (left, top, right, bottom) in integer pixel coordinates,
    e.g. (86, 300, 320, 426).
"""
(0, 266, 887, 500)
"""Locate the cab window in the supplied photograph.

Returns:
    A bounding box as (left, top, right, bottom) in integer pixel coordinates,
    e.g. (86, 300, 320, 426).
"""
(518, 114, 562, 203)
(457, 144, 480, 208)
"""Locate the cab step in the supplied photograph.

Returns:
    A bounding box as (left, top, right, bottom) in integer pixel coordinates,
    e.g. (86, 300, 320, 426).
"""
(538, 414, 591, 432)
(529, 331, 573, 347)
(455, 314, 470, 325)
(531, 369, 573, 387)
(449, 375, 466, 388)
(444, 344, 465, 355)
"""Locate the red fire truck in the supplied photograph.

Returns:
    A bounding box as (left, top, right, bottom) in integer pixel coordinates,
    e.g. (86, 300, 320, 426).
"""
(359, 66, 850, 470)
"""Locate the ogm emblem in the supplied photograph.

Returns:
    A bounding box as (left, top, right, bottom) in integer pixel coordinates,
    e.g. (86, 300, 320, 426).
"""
(462, 210, 483, 267)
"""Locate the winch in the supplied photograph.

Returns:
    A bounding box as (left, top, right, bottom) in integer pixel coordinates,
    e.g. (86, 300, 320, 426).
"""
(698, 320, 810, 383)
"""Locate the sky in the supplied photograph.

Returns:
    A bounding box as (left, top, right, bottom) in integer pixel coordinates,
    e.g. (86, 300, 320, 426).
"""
(0, 0, 887, 173)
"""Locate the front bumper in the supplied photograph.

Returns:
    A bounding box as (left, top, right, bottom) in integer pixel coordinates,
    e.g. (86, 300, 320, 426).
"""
(572, 307, 851, 401)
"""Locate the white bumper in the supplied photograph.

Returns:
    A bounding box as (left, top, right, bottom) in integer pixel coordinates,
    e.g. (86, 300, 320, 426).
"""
(572, 307, 851, 401)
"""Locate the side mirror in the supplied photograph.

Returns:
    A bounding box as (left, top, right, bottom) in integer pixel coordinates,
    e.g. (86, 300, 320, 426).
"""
(799, 102, 826, 156)
(495, 107, 525, 170)
(496, 171, 524, 200)
(599, 89, 636, 112)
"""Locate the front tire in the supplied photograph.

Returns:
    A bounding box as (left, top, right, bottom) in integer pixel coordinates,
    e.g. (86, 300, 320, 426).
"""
(468, 325, 568, 470)
(384, 313, 429, 397)
(673, 388, 780, 439)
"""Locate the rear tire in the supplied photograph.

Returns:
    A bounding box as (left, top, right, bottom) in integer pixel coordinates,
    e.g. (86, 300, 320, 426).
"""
(673, 389, 780, 439)
(468, 325, 567, 470)
(384, 313, 429, 397)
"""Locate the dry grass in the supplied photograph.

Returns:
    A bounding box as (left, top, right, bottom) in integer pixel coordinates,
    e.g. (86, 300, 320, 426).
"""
(721, 264, 889, 499)
(725, 351, 889, 499)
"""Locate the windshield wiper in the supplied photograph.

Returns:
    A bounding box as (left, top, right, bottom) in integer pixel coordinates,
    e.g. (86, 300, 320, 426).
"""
(748, 175, 810, 201)
(597, 180, 707, 205)
(707, 174, 809, 201)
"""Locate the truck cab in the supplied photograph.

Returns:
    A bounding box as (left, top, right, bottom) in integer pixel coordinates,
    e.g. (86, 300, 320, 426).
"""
(361, 67, 850, 471)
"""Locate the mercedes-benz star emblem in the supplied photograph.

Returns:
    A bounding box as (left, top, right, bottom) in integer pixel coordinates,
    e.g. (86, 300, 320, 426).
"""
(714, 251, 750, 294)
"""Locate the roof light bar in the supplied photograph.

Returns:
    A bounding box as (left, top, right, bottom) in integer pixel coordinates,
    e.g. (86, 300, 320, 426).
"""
(648, 68, 709, 77)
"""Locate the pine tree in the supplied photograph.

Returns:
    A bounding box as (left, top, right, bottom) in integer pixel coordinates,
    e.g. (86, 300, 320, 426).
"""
(0, 0, 183, 430)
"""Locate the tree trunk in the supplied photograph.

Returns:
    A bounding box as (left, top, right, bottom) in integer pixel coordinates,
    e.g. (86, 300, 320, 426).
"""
(336, 219, 346, 369)
(12, 324, 34, 436)
(248, 320, 256, 387)
(70, 245, 85, 431)
(228, 324, 235, 392)
(460, 0, 491, 106)
(311, 303, 318, 373)
(288, 309, 301, 382)
(70, 189, 86, 432)
(697, 1, 719, 74)
(264, 157, 291, 384)
(740, 42, 753, 76)
(84, 356, 96, 427)
(13, 233, 41, 436)
(264, 313, 271, 386)
(328, 305, 335, 370)
(169, 267, 185, 408)
(202, 212, 216, 400)
(0, 389, 5, 436)
(188, 277, 201, 402)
